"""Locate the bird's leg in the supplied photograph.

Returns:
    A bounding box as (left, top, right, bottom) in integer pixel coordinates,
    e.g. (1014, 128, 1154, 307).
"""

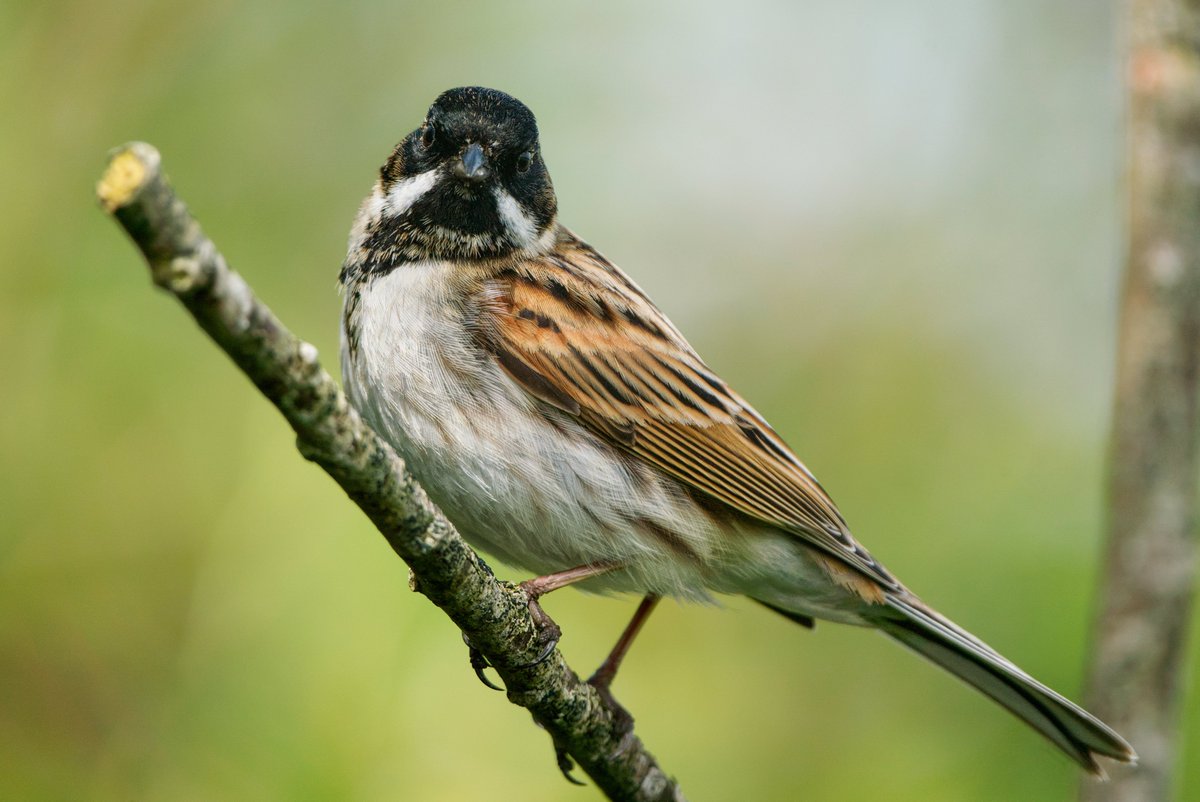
(588, 593, 661, 692)
(521, 560, 623, 596)
(586, 594, 661, 745)
(518, 561, 622, 665)
(546, 592, 660, 784)
(465, 561, 621, 688)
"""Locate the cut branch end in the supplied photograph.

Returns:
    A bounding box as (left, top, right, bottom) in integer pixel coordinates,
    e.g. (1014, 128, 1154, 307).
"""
(97, 143, 157, 212)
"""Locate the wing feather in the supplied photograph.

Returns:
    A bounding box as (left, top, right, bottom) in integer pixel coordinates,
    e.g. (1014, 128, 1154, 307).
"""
(476, 232, 898, 590)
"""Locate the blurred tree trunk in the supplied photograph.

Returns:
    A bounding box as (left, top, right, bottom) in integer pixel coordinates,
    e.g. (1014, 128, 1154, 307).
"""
(1082, 1, 1200, 800)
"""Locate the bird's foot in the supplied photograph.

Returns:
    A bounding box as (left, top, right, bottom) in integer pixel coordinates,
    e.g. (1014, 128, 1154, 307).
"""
(518, 584, 563, 667)
(552, 740, 587, 786)
(587, 668, 636, 753)
(461, 584, 562, 688)
(461, 632, 504, 691)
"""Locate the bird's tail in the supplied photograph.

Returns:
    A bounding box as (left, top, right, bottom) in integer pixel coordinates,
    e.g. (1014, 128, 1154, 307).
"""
(870, 595, 1135, 776)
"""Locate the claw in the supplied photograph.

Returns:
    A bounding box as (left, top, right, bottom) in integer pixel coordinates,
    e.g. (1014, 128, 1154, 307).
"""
(554, 743, 587, 786)
(470, 648, 504, 691)
(459, 591, 561, 686)
(462, 632, 503, 691)
(522, 596, 562, 666)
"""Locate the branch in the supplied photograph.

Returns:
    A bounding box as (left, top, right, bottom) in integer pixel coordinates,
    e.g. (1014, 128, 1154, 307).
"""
(96, 142, 686, 802)
(1083, 2, 1200, 800)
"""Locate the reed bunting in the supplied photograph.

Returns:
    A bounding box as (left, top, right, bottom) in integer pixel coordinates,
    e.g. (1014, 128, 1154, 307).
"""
(338, 86, 1134, 774)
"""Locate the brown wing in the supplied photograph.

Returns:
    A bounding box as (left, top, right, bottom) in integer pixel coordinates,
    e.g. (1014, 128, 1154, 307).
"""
(473, 231, 899, 591)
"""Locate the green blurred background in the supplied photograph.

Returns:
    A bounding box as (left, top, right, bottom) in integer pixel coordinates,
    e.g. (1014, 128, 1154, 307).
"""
(2, 1, 1196, 799)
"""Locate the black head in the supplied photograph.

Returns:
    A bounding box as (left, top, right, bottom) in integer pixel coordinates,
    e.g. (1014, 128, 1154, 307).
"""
(364, 87, 557, 264)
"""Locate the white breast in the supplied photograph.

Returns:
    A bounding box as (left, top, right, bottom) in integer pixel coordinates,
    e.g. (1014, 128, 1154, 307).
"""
(342, 264, 700, 589)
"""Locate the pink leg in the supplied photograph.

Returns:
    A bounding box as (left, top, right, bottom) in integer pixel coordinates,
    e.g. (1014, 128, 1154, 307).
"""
(521, 561, 621, 599)
(518, 561, 622, 664)
(589, 593, 661, 690)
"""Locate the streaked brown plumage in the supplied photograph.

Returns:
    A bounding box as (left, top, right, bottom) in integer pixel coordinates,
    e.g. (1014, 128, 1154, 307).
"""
(339, 86, 1135, 776)
(474, 232, 895, 605)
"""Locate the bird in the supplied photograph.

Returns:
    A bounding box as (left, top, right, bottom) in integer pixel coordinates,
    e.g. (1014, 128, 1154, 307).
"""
(338, 85, 1135, 776)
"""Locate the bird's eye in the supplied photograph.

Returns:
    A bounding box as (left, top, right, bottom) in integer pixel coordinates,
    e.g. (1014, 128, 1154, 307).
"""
(516, 151, 533, 173)
(420, 125, 436, 148)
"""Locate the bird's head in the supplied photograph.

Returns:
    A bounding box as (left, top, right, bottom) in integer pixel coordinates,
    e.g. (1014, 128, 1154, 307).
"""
(353, 87, 558, 266)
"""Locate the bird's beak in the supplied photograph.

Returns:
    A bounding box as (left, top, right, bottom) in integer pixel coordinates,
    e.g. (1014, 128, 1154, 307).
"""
(454, 143, 490, 182)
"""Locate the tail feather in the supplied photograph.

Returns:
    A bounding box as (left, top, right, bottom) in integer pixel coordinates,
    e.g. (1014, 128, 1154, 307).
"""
(873, 596, 1136, 776)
